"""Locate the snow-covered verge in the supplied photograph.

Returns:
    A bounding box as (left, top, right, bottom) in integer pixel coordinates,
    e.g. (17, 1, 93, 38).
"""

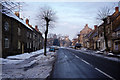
(1, 48, 57, 79)
(0, 48, 49, 65)
(2, 51, 56, 79)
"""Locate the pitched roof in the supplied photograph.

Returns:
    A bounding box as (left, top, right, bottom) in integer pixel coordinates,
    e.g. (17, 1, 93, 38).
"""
(1, 5, 33, 31)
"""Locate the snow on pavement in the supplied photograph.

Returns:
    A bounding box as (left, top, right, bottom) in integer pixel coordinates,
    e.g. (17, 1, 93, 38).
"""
(7, 48, 49, 60)
(0, 48, 49, 65)
(2, 51, 56, 79)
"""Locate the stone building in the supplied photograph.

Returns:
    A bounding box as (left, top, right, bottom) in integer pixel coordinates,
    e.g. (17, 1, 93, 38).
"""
(97, 7, 120, 53)
(1, 5, 44, 58)
(78, 24, 92, 47)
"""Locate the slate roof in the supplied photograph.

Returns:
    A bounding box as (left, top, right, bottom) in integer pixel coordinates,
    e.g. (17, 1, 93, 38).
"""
(1, 5, 33, 31)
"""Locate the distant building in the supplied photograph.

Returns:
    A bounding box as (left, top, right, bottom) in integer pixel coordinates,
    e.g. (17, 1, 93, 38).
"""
(0, 5, 44, 58)
(78, 24, 92, 46)
(83, 25, 98, 50)
(62, 36, 71, 47)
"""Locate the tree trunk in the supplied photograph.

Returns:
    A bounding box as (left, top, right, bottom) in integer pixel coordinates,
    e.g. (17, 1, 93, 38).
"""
(103, 25, 109, 52)
(44, 21, 49, 56)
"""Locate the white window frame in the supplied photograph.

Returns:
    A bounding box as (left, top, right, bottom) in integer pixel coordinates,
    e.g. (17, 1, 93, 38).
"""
(4, 22, 9, 31)
(5, 38, 9, 48)
(30, 42, 31, 49)
(18, 41, 21, 49)
(27, 42, 29, 48)
(18, 27, 21, 36)
(30, 33, 32, 38)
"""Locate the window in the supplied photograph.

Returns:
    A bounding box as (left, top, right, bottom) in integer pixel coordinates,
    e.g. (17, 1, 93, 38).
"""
(107, 17, 110, 24)
(30, 33, 32, 38)
(117, 31, 120, 37)
(18, 41, 21, 49)
(27, 42, 29, 48)
(33, 41, 35, 47)
(108, 28, 110, 34)
(114, 42, 118, 50)
(4, 22, 9, 31)
(108, 41, 111, 48)
(27, 32, 28, 37)
(18, 27, 21, 36)
(30, 43, 31, 48)
(33, 33, 36, 39)
(5, 38, 9, 48)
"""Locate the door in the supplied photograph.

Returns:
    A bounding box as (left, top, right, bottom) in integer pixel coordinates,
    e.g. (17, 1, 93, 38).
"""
(22, 44, 24, 53)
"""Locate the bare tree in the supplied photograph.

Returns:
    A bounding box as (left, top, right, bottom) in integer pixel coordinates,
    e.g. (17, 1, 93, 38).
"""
(0, 0, 24, 12)
(96, 5, 115, 52)
(37, 6, 56, 56)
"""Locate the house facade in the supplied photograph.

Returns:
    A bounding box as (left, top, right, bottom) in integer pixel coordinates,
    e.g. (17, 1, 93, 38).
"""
(78, 24, 92, 47)
(1, 6, 44, 58)
(83, 7, 120, 54)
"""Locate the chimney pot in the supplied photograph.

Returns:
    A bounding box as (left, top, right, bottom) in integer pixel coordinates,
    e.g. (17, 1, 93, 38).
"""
(15, 11, 19, 17)
(35, 25, 39, 32)
(115, 7, 119, 12)
(35, 25, 38, 29)
(94, 25, 97, 30)
(26, 18, 29, 25)
(86, 24, 88, 27)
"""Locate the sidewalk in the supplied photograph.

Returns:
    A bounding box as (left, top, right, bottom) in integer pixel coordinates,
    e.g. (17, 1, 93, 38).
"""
(1, 49, 56, 79)
(67, 47, 120, 62)
(78, 48, 120, 62)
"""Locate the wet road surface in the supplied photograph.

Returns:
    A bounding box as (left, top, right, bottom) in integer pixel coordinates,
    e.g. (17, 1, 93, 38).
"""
(51, 48, 120, 80)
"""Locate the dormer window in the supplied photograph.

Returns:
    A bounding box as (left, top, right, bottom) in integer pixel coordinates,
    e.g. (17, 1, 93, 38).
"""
(4, 22, 9, 31)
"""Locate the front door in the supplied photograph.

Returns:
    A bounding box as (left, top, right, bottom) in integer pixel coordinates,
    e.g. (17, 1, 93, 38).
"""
(22, 44, 24, 53)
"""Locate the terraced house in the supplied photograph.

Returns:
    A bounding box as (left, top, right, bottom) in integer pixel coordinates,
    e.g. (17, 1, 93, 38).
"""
(84, 7, 120, 54)
(0, 5, 44, 58)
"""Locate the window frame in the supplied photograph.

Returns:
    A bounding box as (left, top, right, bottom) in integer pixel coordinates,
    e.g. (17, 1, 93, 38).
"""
(4, 38, 9, 48)
(4, 21, 9, 31)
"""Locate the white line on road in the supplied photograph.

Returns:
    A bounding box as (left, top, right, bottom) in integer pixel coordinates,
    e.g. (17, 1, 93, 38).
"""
(81, 59, 90, 65)
(72, 53, 116, 80)
(75, 55, 79, 59)
(95, 68, 116, 80)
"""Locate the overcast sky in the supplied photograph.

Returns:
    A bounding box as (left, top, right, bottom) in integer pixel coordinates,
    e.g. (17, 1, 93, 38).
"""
(20, 2, 118, 40)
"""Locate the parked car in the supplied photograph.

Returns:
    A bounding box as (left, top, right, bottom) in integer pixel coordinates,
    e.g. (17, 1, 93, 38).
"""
(50, 46, 59, 50)
(49, 47, 55, 52)
(75, 43, 82, 49)
(69, 46, 75, 48)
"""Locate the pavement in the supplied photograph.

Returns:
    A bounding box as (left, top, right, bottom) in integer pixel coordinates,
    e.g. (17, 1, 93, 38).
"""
(2, 52, 56, 79)
(49, 48, 120, 80)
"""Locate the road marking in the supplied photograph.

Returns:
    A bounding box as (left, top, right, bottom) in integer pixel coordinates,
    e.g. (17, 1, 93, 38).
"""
(95, 68, 116, 80)
(73, 53, 92, 66)
(72, 53, 116, 80)
(81, 59, 90, 65)
(75, 55, 79, 59)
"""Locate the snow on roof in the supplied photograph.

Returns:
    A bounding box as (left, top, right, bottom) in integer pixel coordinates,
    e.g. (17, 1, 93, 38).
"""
(1, 5, 33, 31)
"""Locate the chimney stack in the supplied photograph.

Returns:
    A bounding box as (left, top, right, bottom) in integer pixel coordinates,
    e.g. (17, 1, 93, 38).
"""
(35, 25, 39, 32)
(115, 7, 119, 12)
(26, 18, 29, 25)
(94, 25, 97, 30)
(35, 25, 38, 29)
(15, 11, 19, 18)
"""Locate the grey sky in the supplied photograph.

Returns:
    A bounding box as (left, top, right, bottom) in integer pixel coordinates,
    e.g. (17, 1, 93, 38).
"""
(20, 2, 118, 40)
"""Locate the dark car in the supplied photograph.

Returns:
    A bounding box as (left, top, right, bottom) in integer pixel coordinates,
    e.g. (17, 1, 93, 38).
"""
(49, 47, 55, 52)
(75, 43, 81, 49)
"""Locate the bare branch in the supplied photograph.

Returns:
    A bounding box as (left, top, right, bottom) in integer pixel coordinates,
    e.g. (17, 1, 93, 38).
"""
(36, 5, 57, 33)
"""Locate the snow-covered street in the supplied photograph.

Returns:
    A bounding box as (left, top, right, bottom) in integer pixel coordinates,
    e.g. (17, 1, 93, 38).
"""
(1, 48, 56, 79)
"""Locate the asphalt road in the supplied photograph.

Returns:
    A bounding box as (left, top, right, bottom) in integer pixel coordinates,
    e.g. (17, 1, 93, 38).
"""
(50, 48, 120, 80)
